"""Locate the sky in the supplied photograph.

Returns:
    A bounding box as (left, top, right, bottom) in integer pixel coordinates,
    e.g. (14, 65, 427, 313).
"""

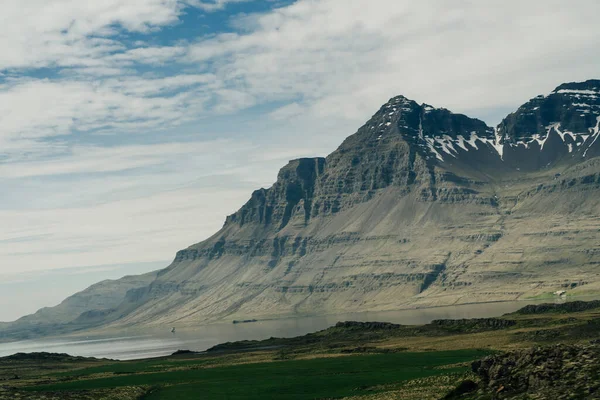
(1, 0, 599, 321)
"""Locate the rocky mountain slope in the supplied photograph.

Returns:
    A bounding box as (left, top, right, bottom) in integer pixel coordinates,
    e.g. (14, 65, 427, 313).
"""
(3, 79, 600, 338)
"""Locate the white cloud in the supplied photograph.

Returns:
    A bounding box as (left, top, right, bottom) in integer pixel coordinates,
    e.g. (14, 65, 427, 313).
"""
(0, 73, 221, 155)
(0, 139, 245, 179)
(0, 0, 251, 70)
(0, 187, 247, 273)
(0, 133, 328, 276)
(268, 102, 305, 120)
(0, 138, 281, 274)
(2, 0, 599, 153)
(0, 0, 184, 70)
(0, 0, 260, 156)
(106, 46, 189, 66)
(186, 0, 255, 12)
(187, 0, 600, 123)
(3, 0, 597, 159)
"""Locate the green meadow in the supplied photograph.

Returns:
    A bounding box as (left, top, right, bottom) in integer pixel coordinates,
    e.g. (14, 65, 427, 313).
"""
(27, 350, 488, 400)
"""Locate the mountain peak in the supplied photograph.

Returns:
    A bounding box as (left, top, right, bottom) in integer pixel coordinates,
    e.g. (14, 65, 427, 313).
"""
(551, 79, 600, 94)
(496, 79, 600, 169)
(352, 80, 600, 172)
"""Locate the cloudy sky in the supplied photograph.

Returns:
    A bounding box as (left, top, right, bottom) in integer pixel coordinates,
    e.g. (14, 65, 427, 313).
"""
(1, 0, 599, 321)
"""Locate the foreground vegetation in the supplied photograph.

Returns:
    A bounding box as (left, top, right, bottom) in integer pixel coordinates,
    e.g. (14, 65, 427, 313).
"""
(2, 300, 600, 399)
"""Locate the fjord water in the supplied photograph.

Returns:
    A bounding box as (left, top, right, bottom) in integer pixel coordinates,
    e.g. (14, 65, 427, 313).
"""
(0, 299, 574, 360)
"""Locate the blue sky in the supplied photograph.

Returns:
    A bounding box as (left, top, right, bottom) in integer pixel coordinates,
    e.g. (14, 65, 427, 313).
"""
(1, 0, 599, 321)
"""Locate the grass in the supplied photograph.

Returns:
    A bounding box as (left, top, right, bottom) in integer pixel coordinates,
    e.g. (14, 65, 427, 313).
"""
(28, 350, 490, 400)
(52, 357, 212, 377)
(524, 292, 559, 300)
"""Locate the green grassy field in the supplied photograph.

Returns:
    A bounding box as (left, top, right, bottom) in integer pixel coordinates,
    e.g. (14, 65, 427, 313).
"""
(27, 350, 488, 400)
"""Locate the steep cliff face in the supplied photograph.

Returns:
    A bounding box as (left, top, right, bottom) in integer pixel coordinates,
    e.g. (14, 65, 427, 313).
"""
(225, 157, 326, 229)
(4, 80, 600, 337)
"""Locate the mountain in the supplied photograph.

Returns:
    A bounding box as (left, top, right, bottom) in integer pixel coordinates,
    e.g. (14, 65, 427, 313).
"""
(3, 79, 600, 340)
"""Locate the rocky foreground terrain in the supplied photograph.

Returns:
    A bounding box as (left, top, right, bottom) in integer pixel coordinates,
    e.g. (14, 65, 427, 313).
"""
(3, 79, 600, 339)
(446, 344, 600, 399)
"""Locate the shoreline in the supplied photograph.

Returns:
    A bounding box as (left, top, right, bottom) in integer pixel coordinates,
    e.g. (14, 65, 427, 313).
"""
(2, 295, 600, 361)
(3, 293, 600, 346)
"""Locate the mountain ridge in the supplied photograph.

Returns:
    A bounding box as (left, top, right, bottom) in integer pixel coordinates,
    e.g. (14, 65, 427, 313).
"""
(3, 79, 600, 340)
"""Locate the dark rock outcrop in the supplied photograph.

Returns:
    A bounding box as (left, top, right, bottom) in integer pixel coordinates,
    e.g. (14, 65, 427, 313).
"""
(514, 300, 600, 315)
(334, 321, 402, 330)
(465, 344, 600, 399)
(225, 157, 326, 228)
(430, 318, 516, 332)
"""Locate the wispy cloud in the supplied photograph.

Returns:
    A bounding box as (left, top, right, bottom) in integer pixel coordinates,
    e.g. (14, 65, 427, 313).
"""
(0, 77, 204, 147)
(0, 1, 182, 70)
(0, 135, 324, 276)
(186, 0, 255, 12)
(186, 0, 600, 122)
(0, 139, 245, 179)
(0, 0, 259, 157)
(4, 0, 598, 158)
(0, 186, 251, 273)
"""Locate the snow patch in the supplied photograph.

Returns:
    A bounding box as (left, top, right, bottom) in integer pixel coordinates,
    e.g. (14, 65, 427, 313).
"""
(466, 132, 480, 150)
(424, 138, 444, 161)
(455, 135, 469, 151)
(492, 128, 504, 159)
(436, 137, 457, 157)
(555, 89, 599, 95)
(583, 117, 600, 157)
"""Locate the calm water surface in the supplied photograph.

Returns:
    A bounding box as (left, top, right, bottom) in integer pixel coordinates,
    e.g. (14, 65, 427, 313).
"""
(0, 299, 578, 360)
